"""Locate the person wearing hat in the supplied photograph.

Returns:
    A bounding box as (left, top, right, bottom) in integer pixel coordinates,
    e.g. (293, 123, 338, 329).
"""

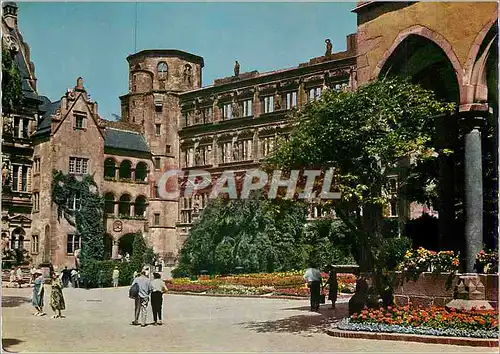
(112, 266, 120, 288)
(32, 269, 45, 316)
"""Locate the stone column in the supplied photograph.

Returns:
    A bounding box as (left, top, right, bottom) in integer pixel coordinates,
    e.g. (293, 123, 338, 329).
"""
(462, 114, 485, 273)
(112, 240, 119, 259)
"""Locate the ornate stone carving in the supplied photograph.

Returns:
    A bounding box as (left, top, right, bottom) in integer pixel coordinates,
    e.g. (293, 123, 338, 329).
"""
(231, 100, 241, 118)
(274, 93, 282, 110)
(325, 39, 332, 56)
(3, 34, 19, 53)
(3, 116, 13, 135)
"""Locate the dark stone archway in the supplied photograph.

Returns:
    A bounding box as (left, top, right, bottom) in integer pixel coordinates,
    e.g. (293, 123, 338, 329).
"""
(118, 233, 136, 258)
(380, 34, 461, 251)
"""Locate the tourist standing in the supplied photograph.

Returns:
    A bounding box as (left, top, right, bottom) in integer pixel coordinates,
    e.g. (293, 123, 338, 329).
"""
(70, 269, 78, 288)
(32, 270, 45, 316)
(324, 267, 338, 309)
(62, 267, 70, 288)
(151, 272, 168, 325)
(16, 267, 23, 288)
(303, 264, 322, 312)
(9, 268, 15, 287)
(130, 271, 153, 327)
(50, 272, 66, 318)
(30, 266, 37, 283)
(112, 267, 120, 288)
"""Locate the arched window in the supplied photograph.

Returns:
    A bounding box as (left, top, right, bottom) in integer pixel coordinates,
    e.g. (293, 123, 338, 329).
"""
(119, 194, 131, 216)
(11, 228, 25, 250)
(104, 158, 116, 179)
(135, 161, 148, 181)
(157, 62, 168, 74)
(135, 195, 147, 218)
(104, 192, 115, 215)
(119, 160, 132, 180)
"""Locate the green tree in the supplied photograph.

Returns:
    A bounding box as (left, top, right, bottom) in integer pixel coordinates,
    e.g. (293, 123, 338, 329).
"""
(176, 193, 308, 275)
(2, 47, 23, 115)
(267, 78, 455, 272)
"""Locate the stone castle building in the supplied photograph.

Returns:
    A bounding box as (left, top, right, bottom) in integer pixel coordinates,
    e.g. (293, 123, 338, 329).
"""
(1, 2, 497, 270)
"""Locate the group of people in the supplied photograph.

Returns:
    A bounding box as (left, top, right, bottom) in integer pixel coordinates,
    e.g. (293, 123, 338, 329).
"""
(9, 267, 24, 288)
(129, 271, 168, 327)
(303, 264, 338, 312)
(31, 269, 66, 319)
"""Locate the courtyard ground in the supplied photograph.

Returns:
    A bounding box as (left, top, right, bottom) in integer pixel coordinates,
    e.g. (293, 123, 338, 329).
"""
(2, 286, 496, 353)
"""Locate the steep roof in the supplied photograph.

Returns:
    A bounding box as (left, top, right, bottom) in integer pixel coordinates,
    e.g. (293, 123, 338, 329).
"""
(104, 128, 150, 153)
(34, 97, 60, 136)
(9, 27, 39, 102)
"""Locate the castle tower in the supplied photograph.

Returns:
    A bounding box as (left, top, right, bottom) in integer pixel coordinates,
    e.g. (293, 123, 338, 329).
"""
(119, 50, 204, 260)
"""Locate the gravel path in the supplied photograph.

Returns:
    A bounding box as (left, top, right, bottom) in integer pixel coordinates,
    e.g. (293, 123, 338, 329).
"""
(2, 287, 496, 352)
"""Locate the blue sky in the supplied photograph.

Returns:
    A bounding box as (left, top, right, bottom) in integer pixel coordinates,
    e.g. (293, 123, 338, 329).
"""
(17, 2, 357, 120)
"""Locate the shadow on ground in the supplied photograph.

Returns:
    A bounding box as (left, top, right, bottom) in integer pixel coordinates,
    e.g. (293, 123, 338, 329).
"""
(2, 338, 23, 352)
(2, 296, 30, 308)
(241, 303, 348, 334)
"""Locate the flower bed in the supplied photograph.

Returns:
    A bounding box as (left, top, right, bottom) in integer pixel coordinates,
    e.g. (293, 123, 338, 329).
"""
(167, 271, 357, 297)
(338, 305, 499, 339)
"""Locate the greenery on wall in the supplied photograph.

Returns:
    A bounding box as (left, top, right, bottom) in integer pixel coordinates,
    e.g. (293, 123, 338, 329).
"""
(51, 170, 105, 265)
(1, 47, 23, 115)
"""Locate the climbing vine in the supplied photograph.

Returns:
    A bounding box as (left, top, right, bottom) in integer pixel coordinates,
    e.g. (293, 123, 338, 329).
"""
(51, 170, 105, 263)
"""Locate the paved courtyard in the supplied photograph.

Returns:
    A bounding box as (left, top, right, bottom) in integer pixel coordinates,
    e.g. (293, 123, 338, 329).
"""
(2, 286, 496, 353)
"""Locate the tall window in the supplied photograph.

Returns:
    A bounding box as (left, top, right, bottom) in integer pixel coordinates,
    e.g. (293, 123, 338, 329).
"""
(166, 145, 172, 154)
(242, 99, 253, 117)
(67, 234, 82, 255)
(33, 192, 40, 211)
(74, 112, 86, 130)
(261, 136, 275, 157)
(13, 117, 29, 138)
(389, 199, 398, 217)
(69, 157, 89, 175)
(21, 166, 28, 192)
(11, 228, 25, 250)
(22, 119, 29, 137)
(263, 96, 274, 114)
(285, 91, 298, 109)
(155, 124, 161, 136)
(34, 157, 41, 174)
(12, 165, 19, 191)
(67, 192, 81, 211)
(309, 87, 322, 102)
(234, 139, 253, 161)
(184, 147, 194, 168)
(154, 157, 161, 170)
(219, 142, 232, 164)
(31, 235, 39, 254)
(154, 213, 160, 226)
(195, 145, 212, 166)
(222, 103, 232, 120)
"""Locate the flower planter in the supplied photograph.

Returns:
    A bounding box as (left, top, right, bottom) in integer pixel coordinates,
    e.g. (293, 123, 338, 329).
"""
(393, 272, 498, 308)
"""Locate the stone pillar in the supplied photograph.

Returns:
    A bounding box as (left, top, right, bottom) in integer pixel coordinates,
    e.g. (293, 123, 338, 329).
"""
(114, 202, 118, 216)
(112, 240, 119, 259)
(462, 115, 485, 273)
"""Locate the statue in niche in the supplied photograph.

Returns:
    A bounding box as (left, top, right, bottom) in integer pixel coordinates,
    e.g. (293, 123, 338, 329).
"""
(2, 161, 11, 186)
(325, 39, 333, 56)
(274, 94, 282, 110)
(193, 195, 200, 214)
(183, 64, 192, 84)
(3, 115, 13, 135)
(234, 61, 240, 77)
(231, 100, 240, 118)
(194, 149, 201, 166)
(75, 77, 85, 91)
(232, 143, 240, 161)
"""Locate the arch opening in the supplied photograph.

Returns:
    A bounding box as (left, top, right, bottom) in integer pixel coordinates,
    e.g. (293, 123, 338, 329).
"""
(118, 233, 136, 258)
(119, 160, 132, 180)
(135, 195, 147, 218)
(135, 161, 148, 181)
(119, 194, 131, 216)
(104, 158, 116, 179)
(104, 192, 115, 215)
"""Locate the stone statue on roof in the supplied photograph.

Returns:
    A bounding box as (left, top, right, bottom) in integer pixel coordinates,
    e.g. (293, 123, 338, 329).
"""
(234, 60, 240, 77)
(325, 39, 333, 56)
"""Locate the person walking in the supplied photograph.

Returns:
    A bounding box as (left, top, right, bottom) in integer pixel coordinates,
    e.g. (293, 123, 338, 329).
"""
(304, 263, 323, 312)
(32, 270, 45, 316)
(151, 272, 168, 325)
(50, 272, 66, 318)
(70, 269, 78, 288)
(130, 271, 153, 327)
(323, 266, 338, 309)
(112, 267, 120, 288)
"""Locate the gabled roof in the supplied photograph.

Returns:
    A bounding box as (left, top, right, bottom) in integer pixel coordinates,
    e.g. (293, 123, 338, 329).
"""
(104, 128, 150, 153)
(9, 27, 39, 102)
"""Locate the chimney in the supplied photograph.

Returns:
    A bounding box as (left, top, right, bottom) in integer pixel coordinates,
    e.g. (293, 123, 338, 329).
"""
(3, 2, 18, 29)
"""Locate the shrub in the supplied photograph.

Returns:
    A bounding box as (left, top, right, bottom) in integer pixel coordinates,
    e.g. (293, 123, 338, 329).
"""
(80, 260, 138, 288)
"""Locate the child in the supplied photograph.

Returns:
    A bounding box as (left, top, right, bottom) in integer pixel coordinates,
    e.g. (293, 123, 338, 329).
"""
(150, 272, 168, 325)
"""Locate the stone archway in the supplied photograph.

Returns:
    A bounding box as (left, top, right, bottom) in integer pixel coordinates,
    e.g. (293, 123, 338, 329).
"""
(118, 233, 136, 259)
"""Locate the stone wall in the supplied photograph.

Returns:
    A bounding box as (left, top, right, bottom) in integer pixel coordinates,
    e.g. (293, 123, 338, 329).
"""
(393, 272, 498, 308)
